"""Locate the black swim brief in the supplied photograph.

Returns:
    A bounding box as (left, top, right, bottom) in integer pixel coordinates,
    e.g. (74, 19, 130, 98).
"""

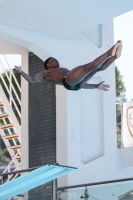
(62, 76, 81, 91)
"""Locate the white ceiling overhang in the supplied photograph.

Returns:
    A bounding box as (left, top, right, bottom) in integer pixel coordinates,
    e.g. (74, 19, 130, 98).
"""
(0, 0, 133, 39)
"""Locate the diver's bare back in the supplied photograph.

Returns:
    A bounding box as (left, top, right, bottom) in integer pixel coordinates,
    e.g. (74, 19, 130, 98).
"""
(44, 67, 70, 84)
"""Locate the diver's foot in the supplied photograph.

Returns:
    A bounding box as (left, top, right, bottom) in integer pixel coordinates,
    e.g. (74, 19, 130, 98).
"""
(115, 43, 123, 58)
(111, 40, 122, 56)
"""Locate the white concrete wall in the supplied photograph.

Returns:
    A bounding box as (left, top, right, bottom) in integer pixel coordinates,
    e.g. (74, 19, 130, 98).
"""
(56, 20, 133, 187)
(21, 53, 29, 170)
(0, 0, 133, 39)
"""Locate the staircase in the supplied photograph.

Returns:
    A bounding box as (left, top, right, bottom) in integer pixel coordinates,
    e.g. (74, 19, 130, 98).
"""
(0, 55, 21, 178)
(0, 86, 21, 175)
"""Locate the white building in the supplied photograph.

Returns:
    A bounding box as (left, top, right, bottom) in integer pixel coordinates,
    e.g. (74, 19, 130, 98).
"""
(0, 0, 133, 199)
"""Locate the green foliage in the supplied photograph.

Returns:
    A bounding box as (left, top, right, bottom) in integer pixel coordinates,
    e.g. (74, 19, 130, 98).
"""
(115, 66, 126, 103)
(115, 66, 126, 148)
(0, 144, 11, 163)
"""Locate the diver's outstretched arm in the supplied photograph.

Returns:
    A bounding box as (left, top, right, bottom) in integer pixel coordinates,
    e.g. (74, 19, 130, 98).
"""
(13, 66, 44, 84)
(82, 81, 110, 91)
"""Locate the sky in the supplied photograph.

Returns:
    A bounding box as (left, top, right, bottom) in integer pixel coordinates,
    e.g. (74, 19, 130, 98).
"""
(114, 10, 133, 101)
(0, 54, 21, 74)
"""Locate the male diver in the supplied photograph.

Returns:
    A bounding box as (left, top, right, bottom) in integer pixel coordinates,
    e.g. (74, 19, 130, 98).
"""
(14, 41, 122, 91)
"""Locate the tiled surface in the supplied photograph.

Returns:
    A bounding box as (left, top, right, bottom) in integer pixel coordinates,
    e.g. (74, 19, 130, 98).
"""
(28, 52, 56, 199)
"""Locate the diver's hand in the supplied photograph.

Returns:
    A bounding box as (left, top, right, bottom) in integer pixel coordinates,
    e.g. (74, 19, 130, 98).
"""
(97, 81, 110, 91)
(13, 66, 21, 73)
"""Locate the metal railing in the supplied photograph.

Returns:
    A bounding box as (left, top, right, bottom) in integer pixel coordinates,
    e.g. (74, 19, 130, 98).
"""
(1, 167, 132, 199)
(57, 177, 133, 200)
(57, 177, 133, 191)
(0, 166, 38, 178)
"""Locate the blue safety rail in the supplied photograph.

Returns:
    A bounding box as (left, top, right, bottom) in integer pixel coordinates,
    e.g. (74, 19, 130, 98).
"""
(0, 164, 77, 200)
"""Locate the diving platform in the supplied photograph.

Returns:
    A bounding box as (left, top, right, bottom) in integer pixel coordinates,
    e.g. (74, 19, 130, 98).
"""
(0, 163, 77, 200)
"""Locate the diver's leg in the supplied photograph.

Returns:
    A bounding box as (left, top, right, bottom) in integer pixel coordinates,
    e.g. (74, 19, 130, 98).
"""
(80, 55, 116, 87)
(65, 41, 121, 86)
